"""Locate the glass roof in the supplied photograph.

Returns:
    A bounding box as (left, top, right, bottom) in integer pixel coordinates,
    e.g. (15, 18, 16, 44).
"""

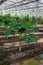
(0, 0, 43, 16)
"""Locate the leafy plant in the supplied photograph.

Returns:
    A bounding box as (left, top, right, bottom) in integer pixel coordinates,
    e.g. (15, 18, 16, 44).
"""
(0, 15, 3, 26)
(23, 34, 38, 43)
(0, 14, 40, 51)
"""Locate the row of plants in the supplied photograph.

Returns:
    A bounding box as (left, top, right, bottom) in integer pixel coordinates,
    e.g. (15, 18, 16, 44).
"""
(0, 14, 43, 26)
(0, 14, 40, 36)
(0, 14, 41, 51)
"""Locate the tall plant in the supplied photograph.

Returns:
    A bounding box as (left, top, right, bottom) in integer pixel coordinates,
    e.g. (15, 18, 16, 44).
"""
(16, 15, 38, 51)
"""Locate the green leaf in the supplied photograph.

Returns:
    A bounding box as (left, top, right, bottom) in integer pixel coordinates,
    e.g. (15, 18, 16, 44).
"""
(4, 30, 10, 38)
(23, 34, 38, 43)
(18, 28, 26, 34)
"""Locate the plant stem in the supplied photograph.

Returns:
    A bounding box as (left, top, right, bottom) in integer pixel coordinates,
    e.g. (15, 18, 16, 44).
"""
(19, 41, 22, 52)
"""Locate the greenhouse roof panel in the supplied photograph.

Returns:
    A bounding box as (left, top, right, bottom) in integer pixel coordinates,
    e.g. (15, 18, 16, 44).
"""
(0, 0, 43, 8)
(0, 0, 43, 16)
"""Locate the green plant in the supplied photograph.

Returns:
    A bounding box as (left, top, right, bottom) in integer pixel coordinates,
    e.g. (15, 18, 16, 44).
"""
(0, 15, 3, 26)
(16, 15, 38, 51)
(36, 17, 43, 24)
(0, 14, 39, 51)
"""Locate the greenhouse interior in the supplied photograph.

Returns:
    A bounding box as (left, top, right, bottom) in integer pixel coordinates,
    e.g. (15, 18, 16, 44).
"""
(0, 0, 43, 65)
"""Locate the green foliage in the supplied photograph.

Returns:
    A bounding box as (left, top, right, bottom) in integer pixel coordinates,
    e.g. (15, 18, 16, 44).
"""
(0, 15, 3, 26)
(18, 28, 26, 34)
(36, 16, 43, 24)
(31, 16, 43, 24)
(23, 34, 38, 43)
(0, 14, 41, 42)
(3, 14, 11, 26)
